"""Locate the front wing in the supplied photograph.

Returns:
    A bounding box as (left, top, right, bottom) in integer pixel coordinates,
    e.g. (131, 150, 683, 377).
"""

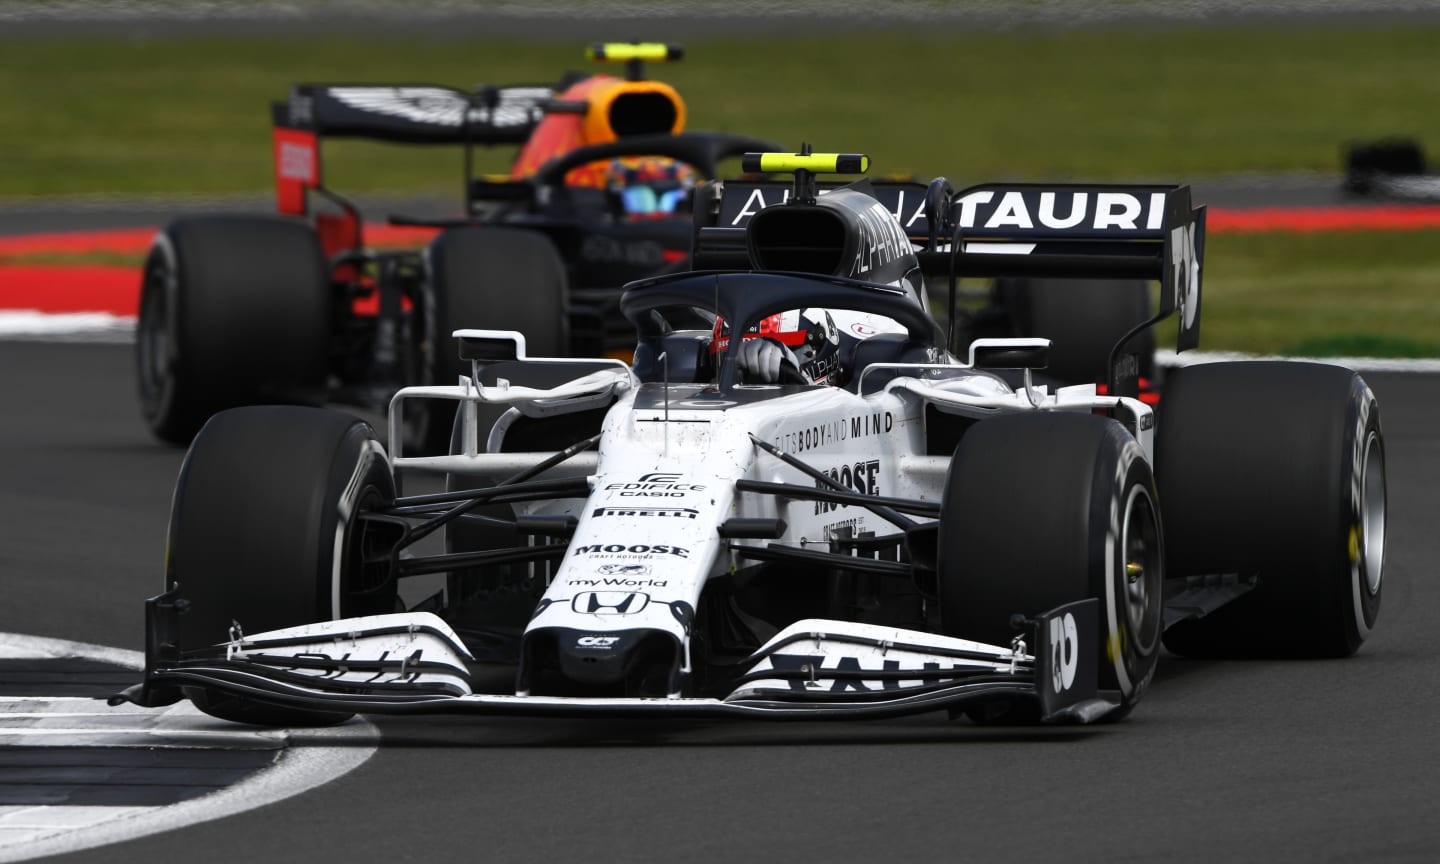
(116, 600, 1117, 724)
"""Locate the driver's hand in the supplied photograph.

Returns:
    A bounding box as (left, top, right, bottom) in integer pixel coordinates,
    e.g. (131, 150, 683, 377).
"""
(736, 337, 802, 384)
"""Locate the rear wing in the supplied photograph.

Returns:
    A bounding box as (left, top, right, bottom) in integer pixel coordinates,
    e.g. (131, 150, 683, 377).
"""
(271, 83, 553, 214)
(273, 83, 552, 144)
(947, 183, 1206, 354)
(693, 179, 1205, 354)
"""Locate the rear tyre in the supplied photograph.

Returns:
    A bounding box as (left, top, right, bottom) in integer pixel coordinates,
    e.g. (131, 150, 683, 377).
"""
(939, 412, 1163, 722)
(136, 216, 332, 445)
(416, 227, 568, 454)
(994, 277, 1155, 385)
(1156, 362, 1384, 658)
(168, 406, 397, 725)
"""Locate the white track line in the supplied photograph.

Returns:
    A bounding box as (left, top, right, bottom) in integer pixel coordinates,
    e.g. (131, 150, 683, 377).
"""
(0, 633, 378, 863)
(0, 312, 135, 343)
(1157, 348, 1440, 374)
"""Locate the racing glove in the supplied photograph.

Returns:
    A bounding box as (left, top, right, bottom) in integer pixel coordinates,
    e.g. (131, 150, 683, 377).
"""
(736, 336, 803, 384)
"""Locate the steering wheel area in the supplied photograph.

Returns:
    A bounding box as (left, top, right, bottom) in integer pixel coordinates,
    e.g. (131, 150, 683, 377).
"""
(776, 353, 809, 385)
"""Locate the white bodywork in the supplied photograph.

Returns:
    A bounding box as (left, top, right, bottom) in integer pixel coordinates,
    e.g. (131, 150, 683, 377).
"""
(374, 329, 1152, 700)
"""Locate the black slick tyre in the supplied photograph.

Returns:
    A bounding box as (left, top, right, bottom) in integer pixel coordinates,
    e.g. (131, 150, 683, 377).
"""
(136, 216, 331, 445)
(416, 226, 568, 454)
(939, 412, 1163, 721)
(167, 406, 397, 725)
(1156, 362, 1384, 658)
(995, 277, 1155, 385)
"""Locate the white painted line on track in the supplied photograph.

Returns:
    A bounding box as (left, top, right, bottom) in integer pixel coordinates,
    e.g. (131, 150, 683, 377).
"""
(0, 634, 145, 668)
(1157, 349, 1440, 374)
(0, 633, 379, 864)
(0, 312, 135, 342)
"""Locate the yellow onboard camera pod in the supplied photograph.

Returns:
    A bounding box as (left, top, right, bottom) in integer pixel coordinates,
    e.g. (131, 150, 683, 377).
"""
(586, 43, 683, 84)
(740, 153, 870, 175)
(585, 43, 684, 63)
(742, 151, 870, 204)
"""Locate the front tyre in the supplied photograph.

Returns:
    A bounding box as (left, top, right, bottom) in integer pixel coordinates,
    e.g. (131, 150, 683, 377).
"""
(167, 406, 397, 725)
(939, 412, 1163, 721)
(1157, 362, 1384, 658)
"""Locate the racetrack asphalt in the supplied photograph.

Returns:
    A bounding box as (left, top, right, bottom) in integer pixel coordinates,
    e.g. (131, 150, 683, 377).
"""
(4, 337, 1440, 863)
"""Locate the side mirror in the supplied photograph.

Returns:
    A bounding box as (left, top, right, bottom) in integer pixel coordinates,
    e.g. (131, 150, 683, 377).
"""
(968, 337, 1051, 370)
(456, 329, 527, 363)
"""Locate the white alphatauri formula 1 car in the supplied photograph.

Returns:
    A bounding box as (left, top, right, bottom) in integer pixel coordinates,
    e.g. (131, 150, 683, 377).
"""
(117, 153, 1386, 726)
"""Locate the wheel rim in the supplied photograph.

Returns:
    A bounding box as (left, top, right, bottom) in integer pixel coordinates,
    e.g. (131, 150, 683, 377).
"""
(136, 260, 171, 406)
(1361, 430, 1386, 595)
(1120, 484, 1163, 660)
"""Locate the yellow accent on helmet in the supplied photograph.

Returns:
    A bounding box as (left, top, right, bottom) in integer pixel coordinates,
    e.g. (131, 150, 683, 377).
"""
(586, 42, 682, 63)
(741, 153, 870, 175)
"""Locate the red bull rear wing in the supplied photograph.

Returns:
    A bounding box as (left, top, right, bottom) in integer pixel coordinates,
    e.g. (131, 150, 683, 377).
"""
(270, 83, 553, 214)
(272, 83, 553, 145)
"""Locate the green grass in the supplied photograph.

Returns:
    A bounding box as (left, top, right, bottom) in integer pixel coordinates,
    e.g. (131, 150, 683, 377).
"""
(1155, 229, 1440, 356)
(4, 23, 1440, 197)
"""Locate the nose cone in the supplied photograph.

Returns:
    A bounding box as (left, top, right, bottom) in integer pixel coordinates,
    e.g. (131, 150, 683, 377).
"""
(551, 627, 678, 690)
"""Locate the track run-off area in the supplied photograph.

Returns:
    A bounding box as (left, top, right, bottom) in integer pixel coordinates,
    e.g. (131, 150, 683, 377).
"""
(0, 635, 377, 862)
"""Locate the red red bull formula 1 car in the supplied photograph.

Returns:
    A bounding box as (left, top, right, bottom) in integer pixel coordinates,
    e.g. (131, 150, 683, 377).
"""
(117, 152, 1387, 727)
(135, 43, 780, 449)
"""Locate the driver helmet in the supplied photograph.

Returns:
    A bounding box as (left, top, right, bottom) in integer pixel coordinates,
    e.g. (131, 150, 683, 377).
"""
(603, 156, 697, 217)
(712, 308, 843, 384)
